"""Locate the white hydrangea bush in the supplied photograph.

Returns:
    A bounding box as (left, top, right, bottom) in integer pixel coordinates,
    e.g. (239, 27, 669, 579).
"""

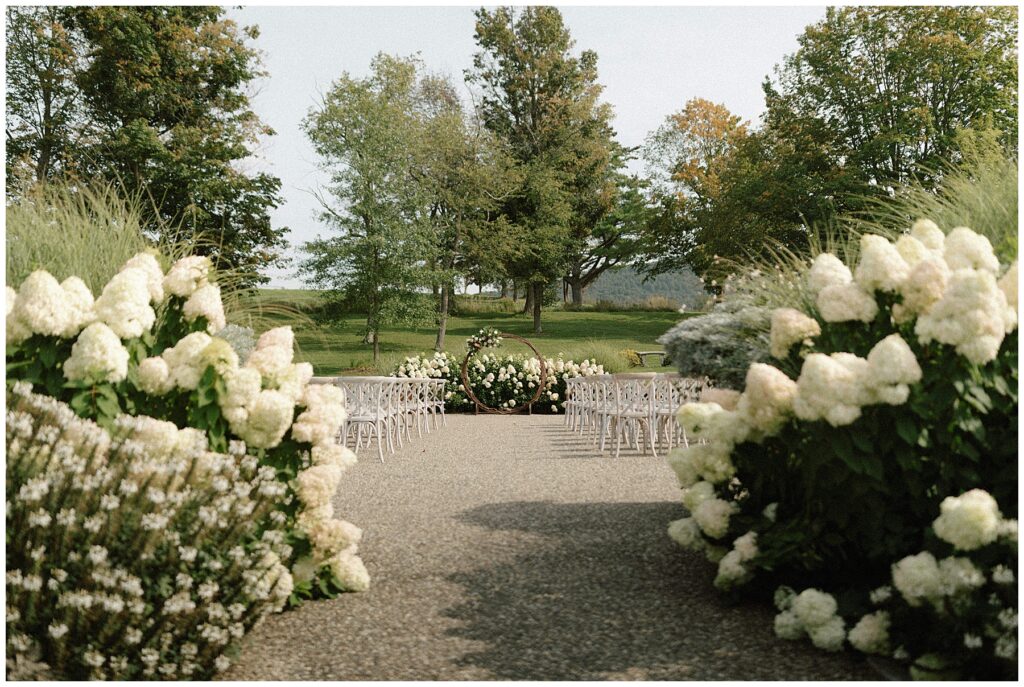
(663, 221, 1017, 678)
(5, 383, 293, 679)
(394, 350, 605, 413)
(773, 490, 1017, 679)
(6, 254, 368, 604)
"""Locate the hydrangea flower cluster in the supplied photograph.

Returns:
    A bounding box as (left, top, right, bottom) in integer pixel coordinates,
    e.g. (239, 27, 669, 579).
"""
(773, 587, 846, 652)
(395, 351, 604, 413)
(466, 326, 503, 350)
(7, 253, 370, 604)
(6, 383, 292, 679)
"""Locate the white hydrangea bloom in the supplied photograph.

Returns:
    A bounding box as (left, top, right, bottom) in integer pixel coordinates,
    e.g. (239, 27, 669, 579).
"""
(246, 345, 293, 382)
(94, 267, 156, 339)
(791, 588, 838, 628)
(807, 253, 852, 295)
(911, 219, 944, 251)
(311, 443, 357, 471)
(932, 489, 1002, 551)
(329, 550, 370, 592)
(122, 252, 164, 302)
(666, 446, 700, 489)
(793, 352, 872, 426)
(683, 443, 736, 485)
(774, 610, 804, 640)
(305, 518, 363, 557)
(137, 356, 173, 395)
(127, 416, 182, 460)
(714, 549, 751, 590)
(681, 480, 716, 512)
(290, 556, 319, 585)
(894, 234, 932, 267)
(276, 362, 314, 401)
(256, 326, 295, 352)
(998, 261, 1017, 313)
(736, 363, 797, 435)
(220, 367, 262, 410)
(291, 383, 347, 446)
(898, 257, 950, 317)
(816, 283, 879, 323)
(59, 277, 96, 338)
(915, 268, 1013, 365)
(199, 338, 239, 376)
(63, 323, 130, 383)
(769, 308, 821, 359)
(944, 226, 999, 273)
(938, 556, 985, 596)
(807, 615, 846, 652)
(848, 611, 890, 655)
(161, 332, 214, 390)
(163, 256, 211, 297)
(14, 270, 73, 337)
(294, 463, 343, 510)
(892, 551, 942, 606)
(676, 402, 724, 441)
(733, 531, 758, 561)
(237, 390, 294, 449)
(866, 334, 922, 405)
(855, 234, 909, 293)
(692, 497, 736, 539)
(183, 283, 226, 333)
(667, 517, 704, 550)
(6, 286, 31, 345)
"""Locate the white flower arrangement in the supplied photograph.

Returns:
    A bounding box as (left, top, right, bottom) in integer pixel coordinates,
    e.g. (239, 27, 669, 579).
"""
(932, 488, 1002, 551)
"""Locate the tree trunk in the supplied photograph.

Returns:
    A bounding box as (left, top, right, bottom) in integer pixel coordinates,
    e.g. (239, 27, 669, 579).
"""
(511, 279, 518, 302)
(562, 279, 569, 303)
(532, 283, 543, 334)
(435, 285, 449, 351)
(373, 334, 380, 363)
(522, 282, 533, 315)
(569, 278, 584, 307)
(500, 280, 508, 299)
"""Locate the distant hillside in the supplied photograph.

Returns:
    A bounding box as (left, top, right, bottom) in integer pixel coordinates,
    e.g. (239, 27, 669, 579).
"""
(584, 266, 707, 309)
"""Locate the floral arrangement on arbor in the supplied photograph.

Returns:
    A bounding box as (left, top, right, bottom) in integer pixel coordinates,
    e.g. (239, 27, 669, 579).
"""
(394, 352, 604, 413)
(664, 221, 1018, 678)
(466, 326, 503, 350)
(6, 253, 370, 678)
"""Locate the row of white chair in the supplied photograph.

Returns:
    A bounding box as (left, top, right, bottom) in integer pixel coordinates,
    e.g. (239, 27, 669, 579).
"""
(563, 373, 711, 458)
(309, 376, 447, 463)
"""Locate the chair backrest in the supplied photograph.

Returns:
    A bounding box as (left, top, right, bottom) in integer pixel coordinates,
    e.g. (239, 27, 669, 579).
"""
(611, 374, 656, 413)
(336, 378, 388, 419)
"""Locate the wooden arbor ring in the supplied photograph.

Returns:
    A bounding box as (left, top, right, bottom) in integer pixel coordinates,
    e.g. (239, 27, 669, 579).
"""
(459, 331, 548, 415)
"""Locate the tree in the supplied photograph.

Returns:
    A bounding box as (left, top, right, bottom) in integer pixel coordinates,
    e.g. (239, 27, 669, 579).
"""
(301, 54, 435, 362)
(467, 6, 618, 333)
(4, 6, 289, 285)
(410, 72, 523, 350)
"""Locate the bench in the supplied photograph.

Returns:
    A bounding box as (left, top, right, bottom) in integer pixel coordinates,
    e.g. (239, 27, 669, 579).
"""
(636, 351, 667, 367)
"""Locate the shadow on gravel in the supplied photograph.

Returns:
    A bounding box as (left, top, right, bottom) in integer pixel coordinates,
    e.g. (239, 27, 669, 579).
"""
(443, 500, 876, 681)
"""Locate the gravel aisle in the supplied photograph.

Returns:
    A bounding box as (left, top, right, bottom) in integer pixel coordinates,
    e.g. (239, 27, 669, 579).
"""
(224, 414, 876, 680)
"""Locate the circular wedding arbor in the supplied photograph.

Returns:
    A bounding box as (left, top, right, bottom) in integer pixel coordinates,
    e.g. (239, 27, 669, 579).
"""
(459, 331, 548, 415)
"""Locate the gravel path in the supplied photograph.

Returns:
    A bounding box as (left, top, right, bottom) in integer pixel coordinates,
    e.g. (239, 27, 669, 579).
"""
(225, 414, 877, 680)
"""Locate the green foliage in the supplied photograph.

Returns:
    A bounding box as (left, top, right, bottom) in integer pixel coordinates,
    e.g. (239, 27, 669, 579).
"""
(583, 266, 705, 310)
(4, 6, 288, 285)
(6, 182, 153, 293)
(468, 6, 620, 332)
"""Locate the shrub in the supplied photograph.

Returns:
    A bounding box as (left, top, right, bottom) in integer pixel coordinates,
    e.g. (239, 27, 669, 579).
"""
(5, 383, 293, 679)
(666, 221, 1017, 677)
(6, 253, 369, 607)
(620, 348, 642, 368)
(658, 298, 771, 388)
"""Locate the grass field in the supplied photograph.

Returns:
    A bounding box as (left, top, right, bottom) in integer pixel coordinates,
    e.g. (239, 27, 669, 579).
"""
(254, 289, 689, 376)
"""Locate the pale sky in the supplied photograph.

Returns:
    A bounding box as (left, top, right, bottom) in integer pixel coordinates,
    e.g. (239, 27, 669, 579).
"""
(227, 5, 826, 288)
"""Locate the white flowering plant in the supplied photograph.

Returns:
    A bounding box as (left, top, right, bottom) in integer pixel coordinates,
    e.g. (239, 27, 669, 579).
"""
(772, 490, 1017, 679)
(394, 351, 605, 413)
(6, 254, 369, 606)
(665, 221, 1017, 674)
(6, 383, 293, 679)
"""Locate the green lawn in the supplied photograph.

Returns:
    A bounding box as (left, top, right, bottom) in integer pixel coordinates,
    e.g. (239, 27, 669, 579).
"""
(254, 289, 688, 376)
